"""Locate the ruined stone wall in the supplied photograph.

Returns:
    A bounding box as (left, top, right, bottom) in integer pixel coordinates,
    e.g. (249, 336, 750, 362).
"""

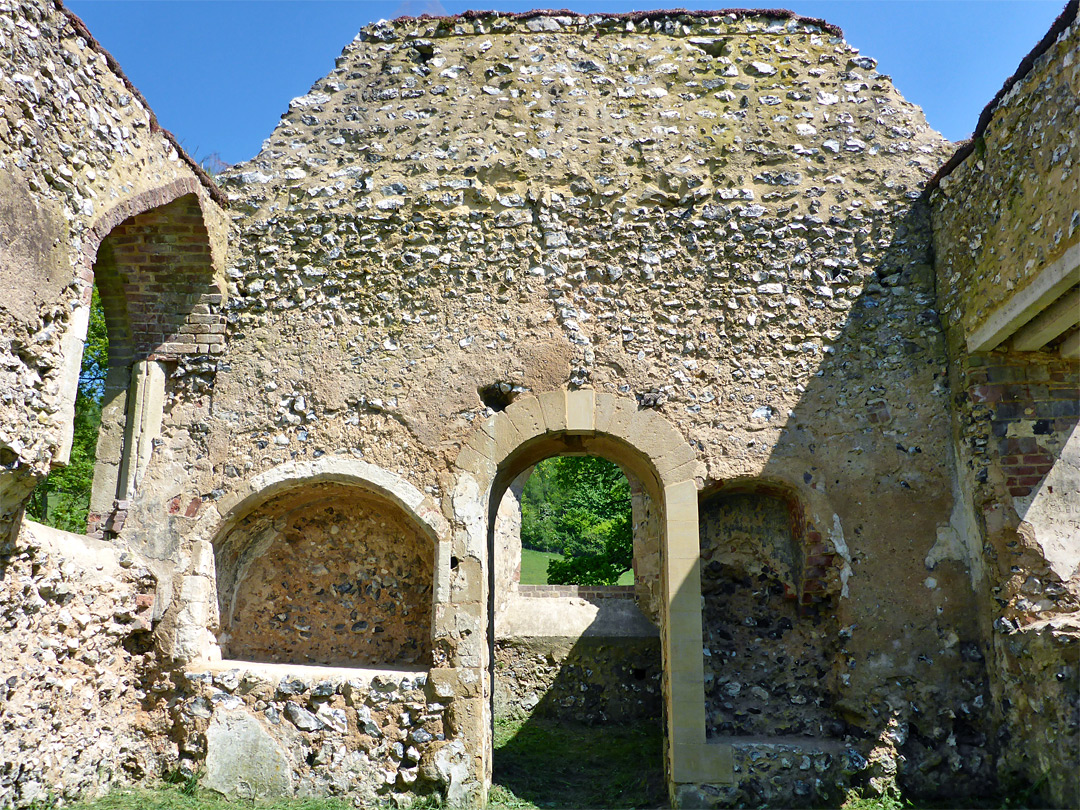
(932, 24, 1078, 342)
(930, 11, 1079, 807)
(0, 0, 227, 538)
(494, 635, 662, 724)
(0, 3, 235, 806)
(0, 521, 162, 807)
(173, 664, 458, 805)
(193, 8, 994, 805)
(5, 3, 1076, 808)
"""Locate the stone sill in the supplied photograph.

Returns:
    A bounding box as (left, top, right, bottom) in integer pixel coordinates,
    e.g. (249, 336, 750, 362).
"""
(514, 584, 636, 599)
(190, 658, 428, 685)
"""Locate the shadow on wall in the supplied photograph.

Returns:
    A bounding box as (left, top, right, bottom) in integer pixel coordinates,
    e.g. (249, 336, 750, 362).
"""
(491, 592, 666, 809)
(698, 488, 844, 742)
(737, 198, 999, 802)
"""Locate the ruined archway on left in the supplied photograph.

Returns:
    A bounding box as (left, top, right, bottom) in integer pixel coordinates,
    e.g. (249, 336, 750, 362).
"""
(47, 179, 227, 538)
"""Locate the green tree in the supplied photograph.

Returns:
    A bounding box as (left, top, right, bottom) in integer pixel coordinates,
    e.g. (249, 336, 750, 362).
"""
(519, 456, 633, 586)
(520, 460, 560, 552)
(26, 287, 107, 532)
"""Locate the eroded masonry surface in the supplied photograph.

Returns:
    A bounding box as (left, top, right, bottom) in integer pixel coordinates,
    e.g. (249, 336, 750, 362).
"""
(1, 1, 1077, 808)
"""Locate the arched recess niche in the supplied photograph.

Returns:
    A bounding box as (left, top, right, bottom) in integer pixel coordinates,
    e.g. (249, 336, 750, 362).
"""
(451, 390, 730, 800)
(205, 459, 449, 669)
(698, 480, 844, 741)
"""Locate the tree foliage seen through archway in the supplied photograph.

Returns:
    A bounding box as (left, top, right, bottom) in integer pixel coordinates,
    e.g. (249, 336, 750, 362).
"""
(26, 287, 107, 532)
(520, 456, 632, 586)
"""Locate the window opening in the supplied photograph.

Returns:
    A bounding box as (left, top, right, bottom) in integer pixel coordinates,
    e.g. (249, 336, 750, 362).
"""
(26, 285, 107, 532)
(29, 192, 220, 540)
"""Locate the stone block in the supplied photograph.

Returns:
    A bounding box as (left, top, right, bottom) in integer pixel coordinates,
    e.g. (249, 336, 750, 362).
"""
(565, 388, 595, 433)
(203, 709, 293, 799)
(504, 396, 546, 439)
(537, 389, 568, 433)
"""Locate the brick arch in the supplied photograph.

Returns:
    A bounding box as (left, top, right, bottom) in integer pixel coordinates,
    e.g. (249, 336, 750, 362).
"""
(90, 191, 224, 365)
(79, 178, 206, 274)
(450, 389, 730, 801)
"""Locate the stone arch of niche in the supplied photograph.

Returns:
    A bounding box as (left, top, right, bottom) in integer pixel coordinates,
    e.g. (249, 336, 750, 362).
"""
(179, 457, 450, 667)
(451, 389, 731, 802)
(52, 178, 226, 537)
(697, 478, 845, 740)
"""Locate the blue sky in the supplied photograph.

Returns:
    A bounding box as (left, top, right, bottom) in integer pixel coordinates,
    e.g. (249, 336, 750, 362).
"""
(66, 0, 1068, 167)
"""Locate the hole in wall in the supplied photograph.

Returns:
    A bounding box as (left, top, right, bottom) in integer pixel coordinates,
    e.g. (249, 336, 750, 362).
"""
(450, 555, 459, 570)
(478, 382, 516, 412)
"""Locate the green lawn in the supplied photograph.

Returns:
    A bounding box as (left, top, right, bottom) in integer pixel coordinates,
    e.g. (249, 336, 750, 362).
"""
(519, 548, 562, 584)
(58, 788, 359, 810)
(491, 715, 666, 809)
(54, 770, 1036, 810)
(519, 548, 633, 585)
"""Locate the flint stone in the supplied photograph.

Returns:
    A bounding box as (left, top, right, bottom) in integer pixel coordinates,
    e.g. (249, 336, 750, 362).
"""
(204, 710, 293, 799)
(285, 701, 323, 731)
(315, 703, 348, 733)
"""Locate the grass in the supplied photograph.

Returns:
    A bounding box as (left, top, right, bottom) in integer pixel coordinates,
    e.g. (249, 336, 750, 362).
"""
(841, 790, 908, 810)
(491, 715, 666, 809)
(519, 548, 563, 584)
(52, 777, 1041, 810)
(55, 738, 1043, 810)
(61, 787, 357, 809)
(519, 548, 634, 586)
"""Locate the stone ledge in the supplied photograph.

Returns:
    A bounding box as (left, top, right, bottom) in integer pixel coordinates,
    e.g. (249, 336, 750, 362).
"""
(190, 659, 429, 685)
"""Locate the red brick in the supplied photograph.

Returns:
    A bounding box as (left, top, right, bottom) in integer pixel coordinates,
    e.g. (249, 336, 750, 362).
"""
(970, 385, 1002, 403)
(1006, 465, 1036, 476)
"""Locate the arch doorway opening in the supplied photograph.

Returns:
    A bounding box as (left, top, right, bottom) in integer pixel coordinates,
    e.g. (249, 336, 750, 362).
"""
(489, 443, 665, 808)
